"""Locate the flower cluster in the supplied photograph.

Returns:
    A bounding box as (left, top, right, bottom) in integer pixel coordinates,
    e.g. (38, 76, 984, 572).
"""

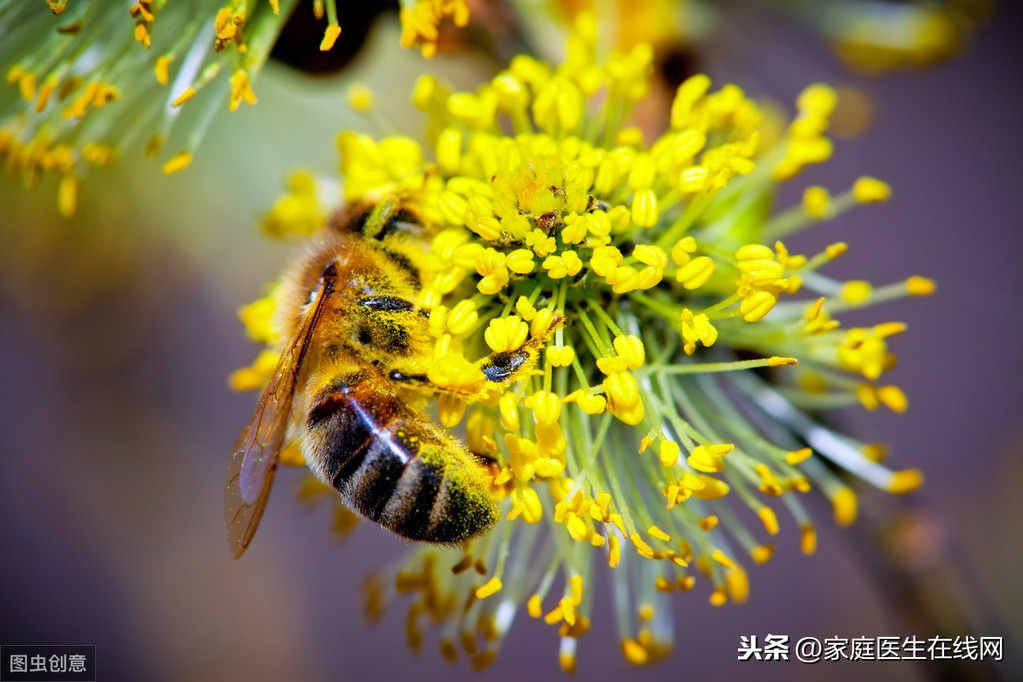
(235, 16, 932, 671)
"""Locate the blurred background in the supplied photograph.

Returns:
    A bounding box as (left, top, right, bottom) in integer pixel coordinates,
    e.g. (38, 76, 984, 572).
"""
(1, 1, 1021, 680)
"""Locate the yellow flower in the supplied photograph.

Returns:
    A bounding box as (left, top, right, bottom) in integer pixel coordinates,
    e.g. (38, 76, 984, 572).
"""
(237, 15, 931, 670)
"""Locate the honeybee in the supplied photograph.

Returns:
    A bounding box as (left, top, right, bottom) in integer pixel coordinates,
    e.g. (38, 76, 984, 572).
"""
(225, 200, 554, 559)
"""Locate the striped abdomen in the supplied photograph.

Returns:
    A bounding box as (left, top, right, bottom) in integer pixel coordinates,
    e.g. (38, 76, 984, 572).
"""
(303, 370, 498, 543)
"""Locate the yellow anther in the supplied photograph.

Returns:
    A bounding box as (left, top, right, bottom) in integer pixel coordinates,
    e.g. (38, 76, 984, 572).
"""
(475, 577, 502, 599)
(630, 189, 659, 227)
(527, 595, 543, 618)
(438, 394, 467, 427)
(530, 390, 562, 426)
(543, 606, 564, 625)
(675, 256, 715, 289)
(802, 186, 831, 218)
(56, 175, 77, 217)
(736, 244, 775, 262)
(712, 549, 737, 569)
(890, 468, 924, 494)
(483, 315, 529, 353)
(739, 291, 777, 322)
(709, 587, 728, 607)
(726, 568, 749, 604)
(530, 308, 556, 339)
(590, 245, 624, 277)
(690, 475, 730, 500)
(841, 280, 873, 304)
(154, 55, 172, 85)
(751, 545, 774, 564)
(612, 335, 645, 369)
(571, 391, 606, 415)
(877, 385, 908, 412)
(680, 308, 718, 354)
(647, 525, 671, 542)
(171, 87, 196, 107)
(630, 533, 655, 558)
(596, 356, 629, 374)
(440, 639, 458, 662)
(435, 127, 462, 171)
(825, 242, 848, 259)
(758, 507, 779, 535)
(570, 575, 584, 605)
(514, 296, 537, 321)
(498, 394, 520, 432)
(447, 300, 478, 335)
(786, 448, 812, 465)
(853, 176, 891, 203)
(687, 443, 731, 473)
(906, 276, 936, 295)
(621, 638, 648, 665)
(800, 524, 817, 555)
(632, 245, 667, 269)
(832, 486, 858, 526)
(608, 535, 621, 568)
(547, 346, 575, 367)
(658, 441, 680, 467)
(670, 236, 697, 266)
(506, 248, 536, 274)
(559, 596, 576, 626)
(654, 576, 675, 593)
(698, 515, 718, 531)
(162, 151, 192, 174)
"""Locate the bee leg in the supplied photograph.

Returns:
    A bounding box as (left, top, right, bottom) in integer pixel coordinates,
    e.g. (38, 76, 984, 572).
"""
(475, 309, 566, 386)
(384, 367, 432, 386)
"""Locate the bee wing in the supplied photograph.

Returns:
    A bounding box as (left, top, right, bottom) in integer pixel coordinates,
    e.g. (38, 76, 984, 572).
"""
(225, 277, 333, 559)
